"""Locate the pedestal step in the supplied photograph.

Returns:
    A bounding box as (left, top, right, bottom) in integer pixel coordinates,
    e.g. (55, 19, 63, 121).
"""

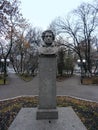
(8, 107, 87, 130)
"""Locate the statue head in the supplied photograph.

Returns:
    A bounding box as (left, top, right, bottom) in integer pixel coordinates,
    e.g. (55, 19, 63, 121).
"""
(41, 30, 55, 46)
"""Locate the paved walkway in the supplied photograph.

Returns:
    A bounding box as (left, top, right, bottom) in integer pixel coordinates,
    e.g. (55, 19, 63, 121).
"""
(0, 73, 98, 103)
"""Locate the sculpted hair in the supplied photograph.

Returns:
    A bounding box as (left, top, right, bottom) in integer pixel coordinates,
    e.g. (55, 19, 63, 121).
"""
(41, 30, 55, 41)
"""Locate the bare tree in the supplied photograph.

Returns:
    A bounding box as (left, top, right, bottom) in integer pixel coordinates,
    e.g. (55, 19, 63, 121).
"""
(50, 2, 98, 76)
(0, 0, 24, 84)
(11, 27, 42, 76)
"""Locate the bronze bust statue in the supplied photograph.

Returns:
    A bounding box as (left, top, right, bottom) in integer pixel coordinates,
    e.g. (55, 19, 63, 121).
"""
(39, 30, 58, 55)
(41, 30, 55, 47)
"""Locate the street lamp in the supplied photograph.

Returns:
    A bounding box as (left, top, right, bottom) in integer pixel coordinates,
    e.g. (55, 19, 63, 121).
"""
(1, 58, 4, 73)
(1, 58, 10, 72)
(1, 58, 4, 62)
(6, 58, 10, 66)
(0, 58, 10, 84)
(77, 59, 86, 84)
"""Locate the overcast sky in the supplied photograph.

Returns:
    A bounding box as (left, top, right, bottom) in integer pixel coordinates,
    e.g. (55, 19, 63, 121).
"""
(20, 0, 93, 30)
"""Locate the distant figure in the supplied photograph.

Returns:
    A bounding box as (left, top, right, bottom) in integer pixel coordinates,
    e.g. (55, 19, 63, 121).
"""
(39, 30, 58, 55)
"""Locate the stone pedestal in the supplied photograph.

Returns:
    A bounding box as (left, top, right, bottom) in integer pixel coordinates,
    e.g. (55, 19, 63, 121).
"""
(36, 54, 58, 119)
(8, 107, 87, 130)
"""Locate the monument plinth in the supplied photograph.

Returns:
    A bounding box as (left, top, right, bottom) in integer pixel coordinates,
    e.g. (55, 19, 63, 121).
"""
(36, 54, 58, 119)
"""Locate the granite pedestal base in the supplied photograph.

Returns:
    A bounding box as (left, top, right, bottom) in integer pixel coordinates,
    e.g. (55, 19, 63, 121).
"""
(8, 107, 87, 130)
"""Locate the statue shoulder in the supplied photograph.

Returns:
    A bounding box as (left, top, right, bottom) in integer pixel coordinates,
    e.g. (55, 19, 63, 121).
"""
(38, 46, 58, 55)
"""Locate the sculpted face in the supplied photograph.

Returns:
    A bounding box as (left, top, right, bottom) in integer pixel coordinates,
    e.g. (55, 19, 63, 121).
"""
(44, 32, 53, 46)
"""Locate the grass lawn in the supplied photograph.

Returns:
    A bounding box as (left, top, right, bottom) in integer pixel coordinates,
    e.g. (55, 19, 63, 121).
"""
(0, 74, 9, 85)
(0, 96, 98, 130)
(0, 79, 8, 85)
(19, 74, 34, 82)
